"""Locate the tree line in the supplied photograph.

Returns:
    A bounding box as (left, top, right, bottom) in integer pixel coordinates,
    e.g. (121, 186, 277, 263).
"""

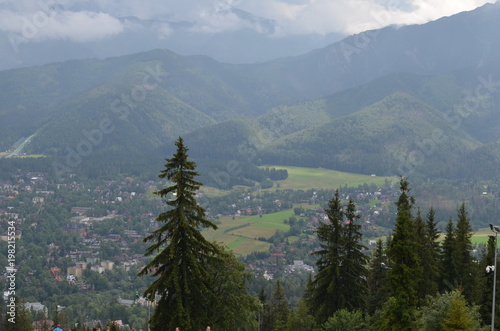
(137, 138, 500, 330)
(9, 138, 494, 330)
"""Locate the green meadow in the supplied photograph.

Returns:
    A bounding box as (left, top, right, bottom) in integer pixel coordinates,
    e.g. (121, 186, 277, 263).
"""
(202, 165, 395, 255)
(261, 165, 395, 191)
(471, 227, 496, 245)
(204, 209, 296, 255)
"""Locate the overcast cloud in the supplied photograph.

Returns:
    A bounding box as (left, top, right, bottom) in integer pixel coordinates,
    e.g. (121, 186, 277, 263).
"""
(0, 0, 495, 43)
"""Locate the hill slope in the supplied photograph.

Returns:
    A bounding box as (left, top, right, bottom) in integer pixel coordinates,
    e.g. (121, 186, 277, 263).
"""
(259, 92, 481, 177)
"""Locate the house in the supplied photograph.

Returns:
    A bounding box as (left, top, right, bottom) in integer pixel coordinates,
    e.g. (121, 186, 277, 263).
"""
(71, 207, 93, 215)
(25, 302, 47, 314)
(101, 260, 115, 271)
(32, 196, 44, 204)
(67, 266, 83, 278)
(91, 265, 105, 274)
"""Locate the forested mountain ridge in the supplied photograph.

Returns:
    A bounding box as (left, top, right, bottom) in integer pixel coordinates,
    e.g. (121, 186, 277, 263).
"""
(0, 49, 299, 154)
(260, 92, 481, 177)
(184, 63, 500, 180)
(2, 3, 500, 182)
(253, 1, 500, 99)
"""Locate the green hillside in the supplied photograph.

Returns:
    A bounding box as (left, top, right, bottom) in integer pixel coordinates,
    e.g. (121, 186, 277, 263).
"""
(260, 92, 482, 177)
(0, 49, 297, 155)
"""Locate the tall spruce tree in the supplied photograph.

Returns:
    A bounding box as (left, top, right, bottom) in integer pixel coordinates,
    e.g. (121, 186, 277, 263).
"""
(269, 280, 290, 331)
(385, 179, 422, 329)
(306, 191, 368, 324)
(139, 137, 226, 331)
(307, 190, 344, 324)
(425, 207, 441, 295)
(478, 236, 496, 325)
(453, 203, 476, 302)
(415, 208, 440, 300)
(367, 239, 390, 315)
(342, 199, 369, 309)
(440, 218, 458, 292)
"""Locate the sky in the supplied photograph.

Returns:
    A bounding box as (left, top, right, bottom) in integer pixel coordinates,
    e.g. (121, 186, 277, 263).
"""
(0, 0, 496, 43)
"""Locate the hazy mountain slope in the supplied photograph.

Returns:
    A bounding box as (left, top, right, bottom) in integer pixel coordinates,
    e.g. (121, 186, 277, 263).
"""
(242, 2, 500, 99)
(0, 49, 298, 153)
(259, 92, 481, 178)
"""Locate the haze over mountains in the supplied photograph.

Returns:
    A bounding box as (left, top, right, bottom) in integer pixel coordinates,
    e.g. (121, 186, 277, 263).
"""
(0, 1, 346, 71)
(1, 2, 500, 184)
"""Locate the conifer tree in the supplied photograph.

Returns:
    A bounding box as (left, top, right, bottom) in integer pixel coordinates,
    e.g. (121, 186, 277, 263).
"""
(367, 239, 390, 314)
(440, 218, 458, 292)
(453, 203, 476, 302)
(425, 207, 441, 294)
(306, 191, 368, 324)
(269, 280, 290, 331)
(385, 179, 422, 328)
(342, 199, 369, 309)
(139, 137, 226, 331)
(440, 294, 474, 331)
(414, 209, 428, 301)
(415, 208, 439, 300)
(307, 190, 344, 324)
(478, 236, 496, 325)
(426, 207, 441, 254)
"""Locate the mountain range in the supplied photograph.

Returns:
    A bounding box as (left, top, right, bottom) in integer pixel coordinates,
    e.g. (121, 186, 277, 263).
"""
(0, 4, 344, 72)
(2, 2, 500, 184)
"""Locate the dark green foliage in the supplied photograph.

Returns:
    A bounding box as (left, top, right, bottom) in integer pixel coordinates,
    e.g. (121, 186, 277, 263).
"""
(139, 138, 224, 330)
(269, 280, 290, 330)
(453, 203, 476, 302)
(414, 290, 485, 331)
(4, 298, 34, 331)
(416, 208, 440, 300)
(477, 236, 496, 326)
(322, 309, 370, 331)
(440, 219, 458, 292)
(286, 300, 316, 331)
(384, 179, 422, 328)
(367, 239, 390, 315)
(306, 191, 368, 324)
(342, 199, 370, 308)
(199, 249, 260, 330)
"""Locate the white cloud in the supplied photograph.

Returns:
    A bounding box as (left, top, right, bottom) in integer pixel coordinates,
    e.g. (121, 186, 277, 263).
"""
(236, 0, 496, 35)
(0, 0, 495, 43)
(0, 5, 123, 42)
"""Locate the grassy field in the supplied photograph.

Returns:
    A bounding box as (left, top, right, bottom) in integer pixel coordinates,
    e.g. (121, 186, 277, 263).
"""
(200, 165, 397, 255)
(261, 165, 395, 191)
(471, 227, 496, 245)
(203, 209, 297, 255)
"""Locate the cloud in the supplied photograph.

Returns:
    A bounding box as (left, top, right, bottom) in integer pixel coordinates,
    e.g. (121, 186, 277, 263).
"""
(236, 0, 496, 35)
(0, 0, 495, 43)
(0, 2, 123, 43)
